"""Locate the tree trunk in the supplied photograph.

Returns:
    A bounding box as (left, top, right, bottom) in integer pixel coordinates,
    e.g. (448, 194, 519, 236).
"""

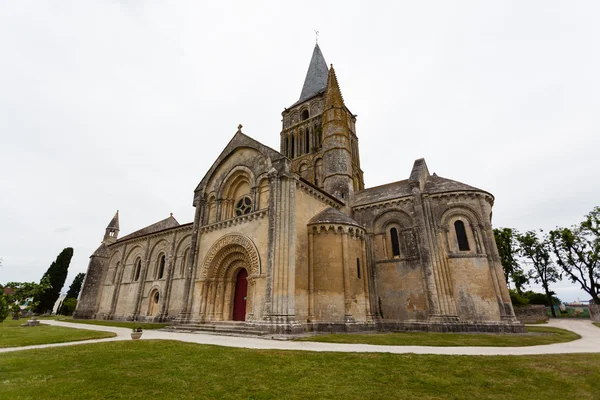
(545, 289, 556, 318)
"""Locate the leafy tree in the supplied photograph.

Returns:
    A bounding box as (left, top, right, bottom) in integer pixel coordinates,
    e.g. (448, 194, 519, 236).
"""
(33, 248, 74, 314)
(58, 298, 78, 316)
(494, 228, 529, 293)
(549, 207, 600, 305)
(0, 278, 51, 322)
(65, 273, 85, 300)
(516, 231, 562, 317)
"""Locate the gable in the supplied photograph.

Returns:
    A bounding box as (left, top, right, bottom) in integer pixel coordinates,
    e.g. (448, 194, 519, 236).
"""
(195, 131, 285, 195)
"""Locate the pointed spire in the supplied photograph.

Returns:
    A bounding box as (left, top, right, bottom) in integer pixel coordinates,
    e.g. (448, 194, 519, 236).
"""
(324, 64, 345, 109)
(107, 210, 119, 230)
(299, 44, 329, 102)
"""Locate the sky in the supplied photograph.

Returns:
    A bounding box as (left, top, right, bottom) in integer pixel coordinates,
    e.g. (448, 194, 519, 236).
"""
(1, 1, 598, 302)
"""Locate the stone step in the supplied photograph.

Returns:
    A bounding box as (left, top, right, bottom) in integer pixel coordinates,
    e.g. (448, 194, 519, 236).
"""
(166, 322, 269, 337)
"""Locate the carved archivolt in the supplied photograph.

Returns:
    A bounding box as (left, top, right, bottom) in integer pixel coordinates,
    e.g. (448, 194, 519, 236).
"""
(200, 234, 260, 278)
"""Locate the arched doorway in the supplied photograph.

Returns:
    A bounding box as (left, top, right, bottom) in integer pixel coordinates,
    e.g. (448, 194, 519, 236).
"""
(148, 290, 160, 316)
(232, 269, 248, 321)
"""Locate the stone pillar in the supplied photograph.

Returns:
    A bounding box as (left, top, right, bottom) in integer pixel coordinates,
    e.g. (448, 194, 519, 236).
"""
(341, 230, 353, 322)
(223, 281, 234, 320)
(422, 196, 458, 320)
(158, 232, 178, 322)
(308, 229, 315, 321)
(108, 243, 128, 319)
(477, 195, 517, 321)
(360, 236, 372, 322)
(177, 196, 205, 323)
(410, 187, 442, 320)
(263, 161, 298, 331)
(214, 282, 224, 321)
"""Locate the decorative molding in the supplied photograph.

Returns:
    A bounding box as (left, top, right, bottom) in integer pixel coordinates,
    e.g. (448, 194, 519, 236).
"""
(200, 234, 261, 278)
(109, 223, 193, 248)
(353, 196, 413, 212)
(375, 257, 420, 264)
(309, 224, 365, 238)
(199, 209, 268, 233)
(295, 180, 342, 208)
(447, 253, 488, 259)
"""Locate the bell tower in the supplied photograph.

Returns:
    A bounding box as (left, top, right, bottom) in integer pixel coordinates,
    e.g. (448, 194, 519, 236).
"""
(280, 44, 364, 198)
(103, 210, 119, 244)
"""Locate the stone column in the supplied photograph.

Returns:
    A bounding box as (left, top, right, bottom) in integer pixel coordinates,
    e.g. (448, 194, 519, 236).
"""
(410, 186, 442, 320)
(108, 243, 128, 319)
(360, 236, 372, 322)
(308, 229, 315, 321)
(423, 196, 458, 319)
(214, 282, 225, 321)
(176, 196, 205, 323)
(263, 162, 297, 329)
(341, 230, 353, 322)
(477, 195, 517, 321)
(158, 232, 178, 322)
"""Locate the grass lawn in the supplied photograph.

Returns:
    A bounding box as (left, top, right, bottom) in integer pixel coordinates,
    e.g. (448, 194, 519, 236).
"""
(50, 317, 169, 330)
(594, 322, 600, 328)
(296, 326, 579, 347)
(0, 318, 115, 348)
(0, 340, 598, 399)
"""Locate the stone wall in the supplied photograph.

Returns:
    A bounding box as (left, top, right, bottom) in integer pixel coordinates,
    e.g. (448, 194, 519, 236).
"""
(514, 305, 549, 323)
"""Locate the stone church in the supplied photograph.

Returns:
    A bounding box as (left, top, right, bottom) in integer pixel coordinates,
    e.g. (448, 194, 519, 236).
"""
(75, 45, 523, 333)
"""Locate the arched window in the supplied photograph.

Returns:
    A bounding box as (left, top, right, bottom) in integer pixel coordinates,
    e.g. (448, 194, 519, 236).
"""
(291, 135, 295, 158)
(390, 228, 400, 257)
(284, 137, 289, 157)
(305, 128, 310, 154)
(356, 258, 361, 279)
(134, 258, 141, 281)
(301, 109, 309, 120)
(314, 158, 323, 187)
(110, 262, 119, 284)
(181, 248, 190, 276)
(454, 220, 470, 251)
(157, 254, 166, 279)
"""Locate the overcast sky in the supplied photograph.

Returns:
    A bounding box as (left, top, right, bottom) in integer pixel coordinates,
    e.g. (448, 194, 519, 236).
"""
(1, 1, 598, 302)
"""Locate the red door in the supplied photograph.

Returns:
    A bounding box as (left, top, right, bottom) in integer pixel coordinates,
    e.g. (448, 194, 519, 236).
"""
(233, 269, 248, 321)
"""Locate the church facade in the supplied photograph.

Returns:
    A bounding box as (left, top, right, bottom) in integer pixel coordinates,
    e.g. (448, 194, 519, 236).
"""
(75, 45, 523, 333)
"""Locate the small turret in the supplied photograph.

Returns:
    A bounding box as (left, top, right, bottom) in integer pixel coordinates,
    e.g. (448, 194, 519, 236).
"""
(103, 210, 119, 244)
(322, 65, 355, 205)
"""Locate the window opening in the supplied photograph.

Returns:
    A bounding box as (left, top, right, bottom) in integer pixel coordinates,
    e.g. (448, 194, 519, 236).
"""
(153, 291, 160, 304)
(291, 135, 295, 158)
(454, 220, 470, 251)
(158, 255, 165, 279)
(301, 109, 309, 120)
(357, 258, 361, 279)
(305, 129, 310, 153)
(134, 259, 141, 281)
(390, 227, 400, 257)
(235, 196, 253, 216)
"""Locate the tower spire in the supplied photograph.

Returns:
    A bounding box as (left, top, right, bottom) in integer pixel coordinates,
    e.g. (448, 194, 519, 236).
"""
(298, 44, 329, 103)
(103, 210, 119, 243)
(324, 64, 345, 109)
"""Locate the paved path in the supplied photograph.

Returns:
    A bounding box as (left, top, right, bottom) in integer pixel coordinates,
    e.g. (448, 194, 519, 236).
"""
(1, 319, 598, 356)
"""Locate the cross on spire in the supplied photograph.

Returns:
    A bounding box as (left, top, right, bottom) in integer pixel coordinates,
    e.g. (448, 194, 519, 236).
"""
(237, 124, 243, 134)
(314, 29, 319, 44)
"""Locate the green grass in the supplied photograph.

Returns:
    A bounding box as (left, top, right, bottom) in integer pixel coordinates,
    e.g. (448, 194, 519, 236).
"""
(594, 322, 600, 328)
(52, 317, 169, 330)
(0, 318, 115, 348)
(0, 341, 598, 399)
(296, 326, 579, 347)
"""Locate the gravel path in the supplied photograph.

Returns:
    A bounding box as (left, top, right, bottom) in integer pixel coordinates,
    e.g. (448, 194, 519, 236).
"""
(1, 319, 598, 356)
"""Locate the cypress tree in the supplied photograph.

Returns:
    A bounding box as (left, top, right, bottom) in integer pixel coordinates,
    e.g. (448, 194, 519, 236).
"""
(65, 272, 85, 299)
(34, 248, 74, 314)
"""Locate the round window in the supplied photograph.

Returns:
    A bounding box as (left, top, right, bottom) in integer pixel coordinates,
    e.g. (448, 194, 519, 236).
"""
(235, 196, 252, 216)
